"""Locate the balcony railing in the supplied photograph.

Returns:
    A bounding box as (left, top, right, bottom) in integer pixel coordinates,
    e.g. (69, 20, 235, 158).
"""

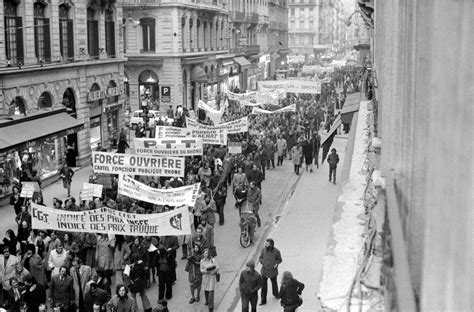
(246, 12, 259, 24)
(259, 15, 269, 24)
(243, 44, 260, 55)
(124, 0, 227, 9)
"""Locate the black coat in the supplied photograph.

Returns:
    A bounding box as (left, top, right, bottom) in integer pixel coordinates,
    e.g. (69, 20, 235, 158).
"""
(278, 279, 305, 308)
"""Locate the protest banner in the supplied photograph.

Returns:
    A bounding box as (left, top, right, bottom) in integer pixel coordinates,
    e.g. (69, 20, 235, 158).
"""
(258, 80, 321, 94)
(20, 181, 39, 198)
(198, 99, 228, 125)
(226, 91, 256, 101)
(155, 126, 188, 139)
(134, 138, 203, 157)
(228, 142, 242, 154)
(186, 117, 248, 134)
(31, 203, 192, 236)
(83, 183, 103, 198)
(92, 152, 185, 177)
(189, 128, 227, 145)
(117, 175, 200, 206)
(256, 89, 286, 106)
(251, 104, 296, 115)
(79, 188, 94, 201)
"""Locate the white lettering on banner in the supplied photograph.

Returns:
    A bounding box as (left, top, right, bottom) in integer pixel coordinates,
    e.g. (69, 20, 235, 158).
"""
(228, 142, 242, 154)
(118, 175, 200, 206)
(155, 126, 188, 139)
(258, 80, 322, 94)
(190, 129, 228, 145)
(185, 117, 248, 134)
(31, 203, 192, 236)
(134, 138, 203, 156)
(91, 152, 185, 177)
(251, 104, 296, 115)
(87, 86, 125, 102)
(226, 91, 256, 101)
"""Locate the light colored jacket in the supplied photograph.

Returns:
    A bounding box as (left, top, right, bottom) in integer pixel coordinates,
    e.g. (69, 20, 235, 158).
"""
(70, 265, 92, 306)
(200, 257, 219, 291)
(48, 249, 68, 276)
(276, 138, 287, 156)
(96, 237, 114, 271)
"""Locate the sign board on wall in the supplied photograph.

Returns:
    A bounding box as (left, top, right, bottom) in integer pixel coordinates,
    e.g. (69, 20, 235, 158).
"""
(161, 86, 171, 102)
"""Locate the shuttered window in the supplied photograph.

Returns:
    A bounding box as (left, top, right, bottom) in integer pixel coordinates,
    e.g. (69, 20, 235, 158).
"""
(4, 0, 23, 64)
(59, 5, 74, 61)
(87, 8, 99, 58)
(140, 18, 155, 52)
(34, 3, 51, 63)
(105, 9, 115, 58)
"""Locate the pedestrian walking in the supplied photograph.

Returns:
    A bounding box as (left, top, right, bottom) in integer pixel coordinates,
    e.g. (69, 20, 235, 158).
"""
(276, 135, 287, 166)
(278, 271, 305, 312)
(186, 244, 203, 304)
(247, 181, 262, 227)
(156, 241, 174, 300)
(70, 256, 92, 311)
(290, 143, 303, 175)
(239, 260, 262, 312)
(302, 139, 313, 172)
(327, 148, 340, 184)
(126, 254, 151, 312)
(200, 248, 219, 312)
(59, 163, 74, 197)
(259, 238, 282, 305)
(311, 133, 321, 169)
(49, 266, 74, 312)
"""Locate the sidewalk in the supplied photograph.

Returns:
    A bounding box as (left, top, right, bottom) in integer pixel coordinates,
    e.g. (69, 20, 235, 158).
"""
(219, 137, 347, 312)
(0, 166, 93, 237)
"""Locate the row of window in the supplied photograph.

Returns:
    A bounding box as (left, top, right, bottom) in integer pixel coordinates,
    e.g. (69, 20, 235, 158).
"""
(289, 19, 315, 29)
(4, 0, 115, 65)
(289, 34, 314, 45)
(290, 7, 315, 16)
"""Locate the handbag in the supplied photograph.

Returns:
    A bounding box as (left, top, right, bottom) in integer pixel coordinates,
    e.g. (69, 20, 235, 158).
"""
(216, 272, 221, 282)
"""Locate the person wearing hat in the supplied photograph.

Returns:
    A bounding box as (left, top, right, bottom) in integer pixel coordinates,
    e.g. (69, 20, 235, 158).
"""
(239, 260, 262, 312)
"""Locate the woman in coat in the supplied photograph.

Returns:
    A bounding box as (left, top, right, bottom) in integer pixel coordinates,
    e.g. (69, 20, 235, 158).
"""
(290, 143, 303, 175)
(186, 244, 203, 304)
(278, 271, 305, 312)
(113, 235, 131, 286)
(22, 244, 47, 288)
(96, 234, 114, 285)
(107, 284, 138, 312)
(200, 248, 219, 312)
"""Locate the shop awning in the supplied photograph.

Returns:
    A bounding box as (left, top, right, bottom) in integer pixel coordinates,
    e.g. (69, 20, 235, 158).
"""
(0, 112, 83, 150)
(233, 56, 251, 68)
(341, 93, 361, 124)
(190, 66, 208, 83)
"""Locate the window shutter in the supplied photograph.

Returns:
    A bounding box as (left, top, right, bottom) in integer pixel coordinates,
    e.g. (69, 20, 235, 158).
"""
(88, 20, 99, 57)
(150, 24, 155, 51)
(44, 19, 51, 62)
(142, 25, 148, 51)
(16, 17, 24, 63)
(67, 20, 74, 59)
(59, 21, 64, 57)
(34, 19, 39, 58)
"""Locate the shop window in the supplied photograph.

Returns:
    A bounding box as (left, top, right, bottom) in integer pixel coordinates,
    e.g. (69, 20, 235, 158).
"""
(107, 80, 118, 104)
(38, 92, 53, 109)
(34, 2, 51, 63)
(140, 17, 155, 52)
(9, 96, 27, 116)
(4, 0, 24, 65)
(59, 4, 74, 61)
(90, 116, 102, 150)
(87, 8, 99, 59)
(138, 70, 159, 109)
(105, 9, 115, 57)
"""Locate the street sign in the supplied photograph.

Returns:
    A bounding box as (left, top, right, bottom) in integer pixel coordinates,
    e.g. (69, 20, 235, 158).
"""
(161, 86, 171, 102)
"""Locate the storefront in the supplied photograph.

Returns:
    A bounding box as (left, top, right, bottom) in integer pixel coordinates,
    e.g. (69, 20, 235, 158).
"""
(228, 64, 240, 91)
(87, 81, 125, 151)
(138, 70, 160, 110)
(0, 110, 83, 199)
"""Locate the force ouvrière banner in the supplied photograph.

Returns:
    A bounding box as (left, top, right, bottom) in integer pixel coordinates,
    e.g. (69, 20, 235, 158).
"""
(92, 152, 185, 177)
(251, 104, 296, 115)
(258, 80, 321, 94)
(133, 137, 203, 156)
(186, 117, 249, 134)
(117, 174, 200, 207)
(31, 203, 192, 236)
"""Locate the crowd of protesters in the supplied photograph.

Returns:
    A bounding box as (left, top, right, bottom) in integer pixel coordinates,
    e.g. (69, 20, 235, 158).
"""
(0, 65, 356, 312)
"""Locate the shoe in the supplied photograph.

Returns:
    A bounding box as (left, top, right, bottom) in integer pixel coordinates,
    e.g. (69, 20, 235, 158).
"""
(259, 301, 267, 306)
(329, 179, 332, 182)
(205, 302, 209, 305)
(196, 296, 200, 302)
(310, 169, 313, 173)
(189, 298, 195, 304)
(166, 296, 172, 300)
(333, 181, 336, 185)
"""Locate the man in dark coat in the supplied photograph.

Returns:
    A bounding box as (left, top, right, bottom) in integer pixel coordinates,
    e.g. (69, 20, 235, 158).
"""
(239, 260, 262, 312)
(84, 282, 110, 312)
(327, 148, 340, 184)
(50, 266, 74, 311)
(258, 238, 282, 306)
(311, 133, 321, 169)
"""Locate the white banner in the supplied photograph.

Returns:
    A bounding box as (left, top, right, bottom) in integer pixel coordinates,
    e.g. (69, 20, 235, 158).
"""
(198, 99, 228, 125)
(31, 203, 192, 236)
(117, 175, 200, 207)
(186, 117, 248, 134)
(155, 126, 188, 139)
(133, 138, 203, 156)
(189, 128, 227, 145)
(251, 104, 296, 115)
(228, 142, 242, 154)
(256, 89, 286, 106)
(82, 183, 103, 198)
(226, 91, 256, 101)
(258, 80, 321, 94)
(92, 152, 185, 177)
